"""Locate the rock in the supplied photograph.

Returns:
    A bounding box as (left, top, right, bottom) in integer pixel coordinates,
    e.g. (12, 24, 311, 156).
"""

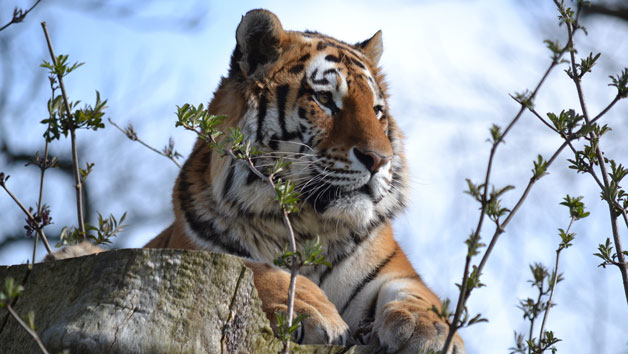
(0, 249, 372, 353)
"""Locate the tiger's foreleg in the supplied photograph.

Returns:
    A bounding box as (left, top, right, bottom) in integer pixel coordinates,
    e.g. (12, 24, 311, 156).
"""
(245, 261, 349, 345)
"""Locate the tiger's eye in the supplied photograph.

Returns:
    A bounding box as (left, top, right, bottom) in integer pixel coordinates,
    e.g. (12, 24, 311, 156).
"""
(316, 92, 331, 105)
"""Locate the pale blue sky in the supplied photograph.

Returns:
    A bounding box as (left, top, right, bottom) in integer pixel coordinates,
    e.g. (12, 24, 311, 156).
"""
(1, 0, 627, 352)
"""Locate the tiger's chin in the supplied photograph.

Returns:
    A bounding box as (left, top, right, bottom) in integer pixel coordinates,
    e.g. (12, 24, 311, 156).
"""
(318, 187, 395, 230)
(321, 195, 377, 229)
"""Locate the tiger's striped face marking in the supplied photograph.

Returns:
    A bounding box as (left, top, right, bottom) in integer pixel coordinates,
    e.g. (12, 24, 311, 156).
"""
(233, 27, 407, 231)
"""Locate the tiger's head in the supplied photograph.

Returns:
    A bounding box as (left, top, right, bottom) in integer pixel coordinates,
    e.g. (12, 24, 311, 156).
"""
(208, 9, 408, 232)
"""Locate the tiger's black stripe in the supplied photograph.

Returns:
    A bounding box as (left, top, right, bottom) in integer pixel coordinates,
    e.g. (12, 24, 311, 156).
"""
(276, 84, 298, 140)
(325, 54, 340, 63)
(350, 57, 366, 69)
(340, 250, 397, 315)
(319, 231, 370, 287)
(178, 169, 251, 258)
(363, 289, 379, 324)
(246, 170, 258, 185)
(276, 84, 290, 135)
(256, 91, 268, 142)
(268, 134, 280, 151)
(298, 107, 308, 120)
(289, 64, 304, 74)
(222, 159, 235, 197)
(310, 69, 329, 85)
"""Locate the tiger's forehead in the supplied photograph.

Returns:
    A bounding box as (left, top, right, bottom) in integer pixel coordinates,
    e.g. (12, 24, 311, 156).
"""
(295, 33, 385, 107)
(299, 32, 373, 74)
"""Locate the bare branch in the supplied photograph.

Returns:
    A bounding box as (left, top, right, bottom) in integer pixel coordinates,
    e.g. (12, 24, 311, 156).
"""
(0, 178, 52, 254)
(108, 118, 182, 168)
(537, 217, 575, 345)
(6, 305, 50, 354)
(525, 105, 559, 134)
(591, 95, 621, 125)
(0, 0, 42, 32)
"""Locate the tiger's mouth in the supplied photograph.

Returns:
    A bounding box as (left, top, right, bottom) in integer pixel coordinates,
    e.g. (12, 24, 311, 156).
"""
(301, 177, 388, 213)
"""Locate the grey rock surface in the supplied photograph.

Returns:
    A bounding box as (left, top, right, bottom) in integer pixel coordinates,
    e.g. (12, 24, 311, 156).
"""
(0, 249, 372, 354)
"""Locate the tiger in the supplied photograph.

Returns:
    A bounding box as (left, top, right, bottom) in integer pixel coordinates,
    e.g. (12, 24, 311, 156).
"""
(140, 9, 465, 353)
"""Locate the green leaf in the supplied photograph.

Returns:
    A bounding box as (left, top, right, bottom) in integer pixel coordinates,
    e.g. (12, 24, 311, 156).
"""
(560, 195, 589, 219)
(609, 68, 628, 98)
(0, 277, 24, 307)
(532, 155, 549, 180)
(56, 226, 83, 247)
(87, 212, 127, 245)
(302, 237, 331, 269)
(609, 160, 628, 184)
(593, 238, 614, 268)
(429, 298, 453, 322)
(575, 52, 601, 78)
(274, 179, 300, 214)
(543, 39, 563, 62)
(557, 228, 575, 249)
(467, 313, 488, 326)
(79, 162, 95, 183)
(467, 265, 485, 290)
(464, 179, 482, 202)
(512, 90, 534, 109)
(23, 311, 36, 331)
(464, 231, 485, 257)
(488, 124, 503, 144)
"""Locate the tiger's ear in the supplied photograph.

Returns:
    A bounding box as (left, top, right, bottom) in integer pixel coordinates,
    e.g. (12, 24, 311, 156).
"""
(236, 9, 285, 78)
(357, 30, 383, 65)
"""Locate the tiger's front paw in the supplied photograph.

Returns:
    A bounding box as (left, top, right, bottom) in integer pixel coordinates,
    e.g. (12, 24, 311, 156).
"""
(373, 299, 465, 354)
(290, 279, 350, 345)
(249, 263, 349, 345)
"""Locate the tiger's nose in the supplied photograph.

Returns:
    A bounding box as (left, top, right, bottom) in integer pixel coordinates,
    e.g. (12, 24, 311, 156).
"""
(353, 148, 392, 173)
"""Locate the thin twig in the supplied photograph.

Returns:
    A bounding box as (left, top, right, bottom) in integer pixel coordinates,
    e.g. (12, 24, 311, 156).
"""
(591, 95, 621, 125)
(537, 217, 575, 347)
(6, 305, 50, 354)
(477, 141, 569, 273)
(0, 0, 42, 32)
(108, 118, 182, 168)
(33, 82, 56, 265)
(516, 97, 560, 135)
(527, 284, 545, 354)
(41, 22, 87, 238)
(441, 33, 570, 354)
(0, 181, 52, 254)
(558, 0, 628, 304)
